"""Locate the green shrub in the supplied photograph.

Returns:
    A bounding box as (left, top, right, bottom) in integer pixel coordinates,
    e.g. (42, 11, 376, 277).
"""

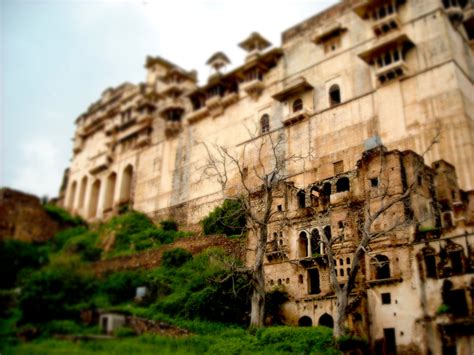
(114, 326, 136, 338)
(44, 204, 85, 226)
(160, 220, 178, 231)
(161, 248, 192, 268)
(51, 227, 88, 251)
(100, 271, 146, 305)
(337, 334, 368, 352)
(0, 240, 49, 289)
(256, 326, 338, 354)
(151, 249, 250, 325)
(436, 303, 450, 315)
(18, 267, 97, 323)
(64, 231, 101, 261)
(41, 320, 84, 336)
(201, 199, 246, 237)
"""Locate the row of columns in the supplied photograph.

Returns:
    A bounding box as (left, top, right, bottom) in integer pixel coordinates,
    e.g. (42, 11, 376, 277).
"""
(65, 165, 134, 219)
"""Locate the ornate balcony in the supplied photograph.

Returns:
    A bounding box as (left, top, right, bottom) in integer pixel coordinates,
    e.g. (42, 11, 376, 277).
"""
(205, 95, 223, 117)
(282, 108, 312, 126)
(165, 121, 181, 137)
(186, 107, 209, 124)
(221, 92, 239, 107)
(89, 153, 112, 175)
(372, 12, 401, 36)
(241, 79, 264, 99)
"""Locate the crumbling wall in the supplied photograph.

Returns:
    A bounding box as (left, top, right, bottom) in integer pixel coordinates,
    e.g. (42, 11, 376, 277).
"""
(0, 188, 61, 242)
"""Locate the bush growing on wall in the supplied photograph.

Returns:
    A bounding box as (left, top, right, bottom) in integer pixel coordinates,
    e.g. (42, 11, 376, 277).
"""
(161, 248, 192, 268)
(201, 199, 246, 237)
(100, 271, 146, 305)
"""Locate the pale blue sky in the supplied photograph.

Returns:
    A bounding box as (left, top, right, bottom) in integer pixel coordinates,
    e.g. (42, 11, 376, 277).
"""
(1, 0, 337, 197)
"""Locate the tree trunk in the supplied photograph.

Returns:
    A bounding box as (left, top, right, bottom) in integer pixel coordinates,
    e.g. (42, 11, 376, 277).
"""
(334, 290, 349, 338)
(249, 273, 265, 328)
(249, 224, 268, 328)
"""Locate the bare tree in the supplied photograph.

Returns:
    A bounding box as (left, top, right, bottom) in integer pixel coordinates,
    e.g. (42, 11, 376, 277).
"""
(199, 129, 306, 328)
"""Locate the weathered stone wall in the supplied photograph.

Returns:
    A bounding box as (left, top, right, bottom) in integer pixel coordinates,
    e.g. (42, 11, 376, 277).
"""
(92, 235, 245, 275)
(0, 188, 61, 242)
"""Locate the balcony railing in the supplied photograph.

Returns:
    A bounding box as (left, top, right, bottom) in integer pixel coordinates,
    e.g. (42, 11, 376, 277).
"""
(372, 12, 401, 36)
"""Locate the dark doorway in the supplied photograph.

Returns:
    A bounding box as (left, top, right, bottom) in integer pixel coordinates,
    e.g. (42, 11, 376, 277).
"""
(383, 328, 396, 355)
(318, 313, 334, 328)
(298, 316, 313, 327)
(308, 268, 321, 295)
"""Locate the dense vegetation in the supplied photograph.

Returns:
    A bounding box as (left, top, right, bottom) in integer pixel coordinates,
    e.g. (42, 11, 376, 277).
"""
(0, 205, 344, 354)
(201, 199, 246, 237)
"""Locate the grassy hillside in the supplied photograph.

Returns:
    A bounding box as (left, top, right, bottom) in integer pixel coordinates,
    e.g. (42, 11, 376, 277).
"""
(0, 206, 345, 354)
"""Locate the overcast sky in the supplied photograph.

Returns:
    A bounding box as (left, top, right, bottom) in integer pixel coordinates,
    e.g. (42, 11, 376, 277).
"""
(1, 0, 338, 198)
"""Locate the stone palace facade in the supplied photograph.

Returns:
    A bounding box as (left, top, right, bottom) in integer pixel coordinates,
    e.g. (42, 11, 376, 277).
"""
(60, 1, 474, 353)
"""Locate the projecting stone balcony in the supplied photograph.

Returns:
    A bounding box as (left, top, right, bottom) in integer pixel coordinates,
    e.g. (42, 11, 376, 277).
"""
(186, 107, 209, 124)
(240, 79, 264, 98)
(205, 95, 224, 117)
(221, 92, 239, 107)
(282, 108, 312, 126)
(136, 133, 151, 148)
(89, 153, 112, 175)
(330, 191, 351, 205)
(165, 121, 181, 136)
(160, 81, 187, 96)
(366, 277, 402, 287)
(372, 12, 401, 36)
(159, 97, 186, 116)
(117, 119, 152, 142)
(375, 60, 408, 84)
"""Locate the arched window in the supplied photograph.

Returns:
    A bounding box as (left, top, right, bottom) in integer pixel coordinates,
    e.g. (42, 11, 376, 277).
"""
(88, 179, 101, 218)
(319, 313, 334, 328)
(322, 182, 332, 197)
(120, 165, 134, 204)
(329, 84, 341, 106)
(323, 225, 332, 242)
(260, 114, 270, 134)
(292, 98, 303, 112)
(371, 255, 390, 279)
(310, 229, 320, 256)
(298, 316, 313, 327)
(78, 176, 88, 209)
(104, 172, 117, 212)
(336, 177, 350, 192)
(299, 231, 308, 258)
(67, 181, 77, 209)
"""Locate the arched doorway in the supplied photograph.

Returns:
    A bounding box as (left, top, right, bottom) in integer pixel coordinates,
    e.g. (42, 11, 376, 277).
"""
(67, 181, 77, 209)
(298, 316, 312, 327)
(120, 165, 133, 203)
(88, 179, 101, 218)
(298, 231, 308, 258)
(319, 313, 334, 328)
(104, 172, 116, 212)
(78, 176, 88, 210)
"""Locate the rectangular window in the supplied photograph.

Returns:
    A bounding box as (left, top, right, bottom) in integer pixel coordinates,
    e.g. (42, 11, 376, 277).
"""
(381, 293, 391, 305)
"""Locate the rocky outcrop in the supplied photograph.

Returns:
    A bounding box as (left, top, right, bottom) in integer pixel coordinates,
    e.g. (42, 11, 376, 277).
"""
(0, 188, 60, 242)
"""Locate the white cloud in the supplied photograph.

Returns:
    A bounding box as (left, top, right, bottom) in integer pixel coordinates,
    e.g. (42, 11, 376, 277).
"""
(12, 139, 64, 198)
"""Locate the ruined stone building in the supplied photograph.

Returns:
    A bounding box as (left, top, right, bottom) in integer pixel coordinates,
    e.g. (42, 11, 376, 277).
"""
(255, 146, 474, 354)
(59, 0, 474, 353)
